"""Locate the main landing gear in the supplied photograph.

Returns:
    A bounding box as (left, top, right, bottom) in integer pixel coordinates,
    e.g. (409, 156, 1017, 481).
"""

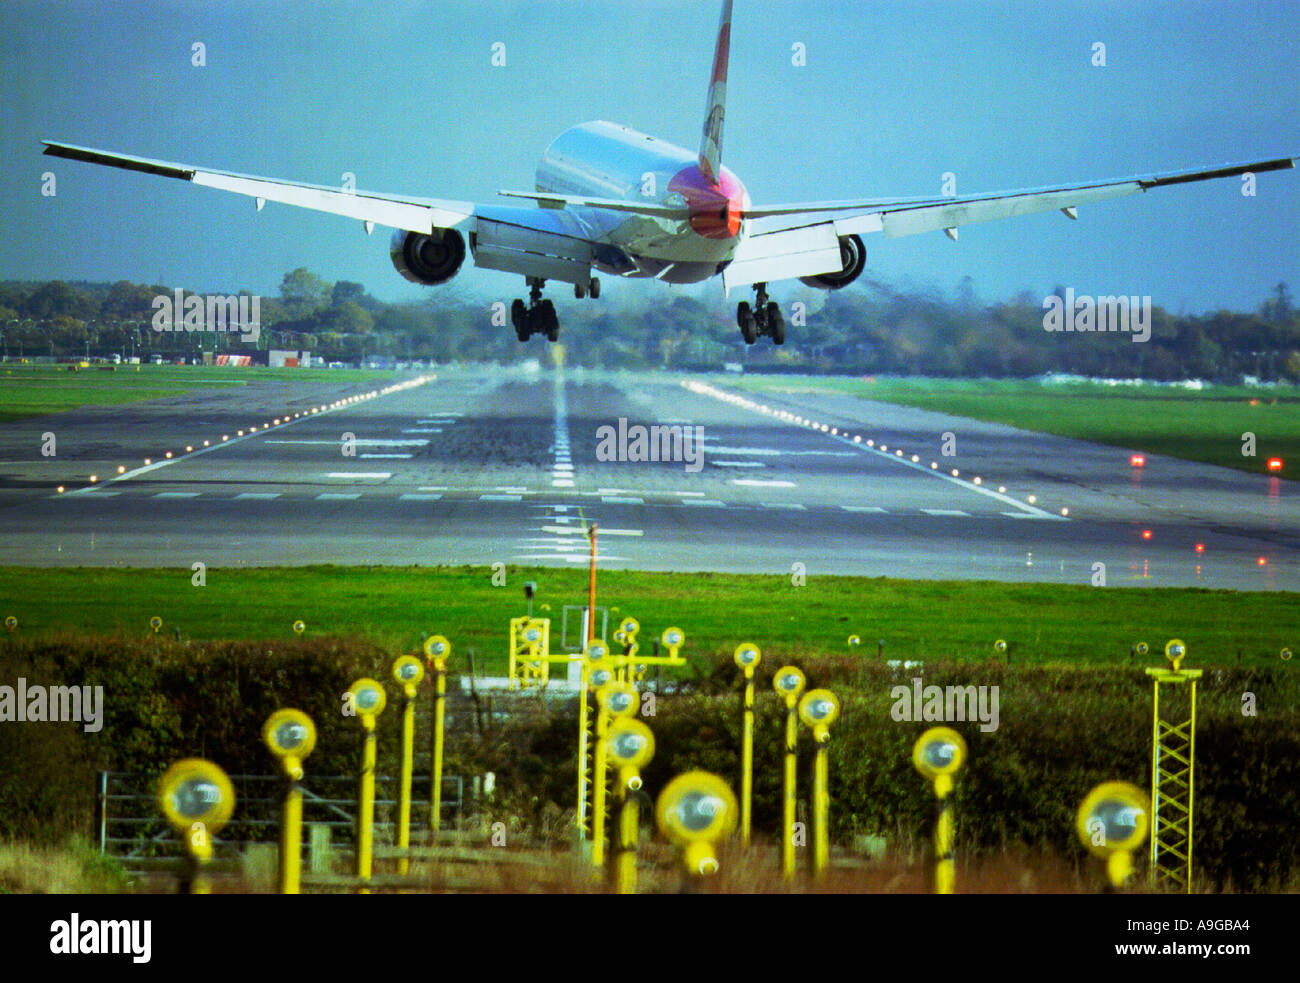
(511, 276, 600, 342)
(737, 282, 785, 345)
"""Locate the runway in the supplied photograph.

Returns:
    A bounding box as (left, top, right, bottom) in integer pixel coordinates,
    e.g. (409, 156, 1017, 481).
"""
(0, 365, 1294, 589)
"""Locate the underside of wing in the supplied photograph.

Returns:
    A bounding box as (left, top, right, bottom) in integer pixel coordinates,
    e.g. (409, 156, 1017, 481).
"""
(727, 155, 1295, 288)
(41, 141, 476, 233)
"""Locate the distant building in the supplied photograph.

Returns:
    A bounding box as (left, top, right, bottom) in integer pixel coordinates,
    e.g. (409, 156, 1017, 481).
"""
(269, 349, 314, 367)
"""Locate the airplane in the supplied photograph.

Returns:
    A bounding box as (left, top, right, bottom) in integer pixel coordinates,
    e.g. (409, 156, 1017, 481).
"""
(42, 1, 1295, 347)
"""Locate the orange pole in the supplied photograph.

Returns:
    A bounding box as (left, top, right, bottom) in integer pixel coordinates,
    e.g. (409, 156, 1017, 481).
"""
(587, 523, 598, 642)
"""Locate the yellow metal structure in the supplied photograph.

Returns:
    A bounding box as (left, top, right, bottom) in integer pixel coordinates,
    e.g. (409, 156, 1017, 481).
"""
(262, 708, 317, 894)
(424, 635, 451, 834)
(508, 616, 551, 690)
(733, 643, 761, 846)
(912, 726, 966, 895)
(577, 646, 613, 840)
(605, 716, 654, 893)
(347, 677, 387, 892)
(1145, 639, 1201, 892)
(799, 688, 840, 879)
(773, 666, 806, 879)
(392, 655, 425, 874)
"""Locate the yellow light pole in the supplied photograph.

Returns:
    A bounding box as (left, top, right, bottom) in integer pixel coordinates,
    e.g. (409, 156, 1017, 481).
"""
(912, 726, 967, 895)
(262, 709, 317, 894)
(347, 677, 387, 892)
(423, 634, 451, 834)
(799, 688, 840, 879)
(605, 717, 655, 894)
(656, 771, 739, 884)
(392, 655, 425, 875)
(1076, 781, 1150, 891)
(1146, 638, 1201, 893)
(157, 758, 235, 894)
(773, 666, 806, 879)
(587, 664, 624, 866)
(576, 644, 611, 841)
(733, 642, 762, 846)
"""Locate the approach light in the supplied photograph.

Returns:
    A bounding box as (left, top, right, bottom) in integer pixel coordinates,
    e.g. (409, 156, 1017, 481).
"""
(423, 634, 451, 666)
(588, 658, 616, 692)
(799, 688, 840, 742)
(1164, 639, 1187, 670)
(158, 758, 235, 835)
(1075, 781, 1149, 858)
(1267, 458, 1283, 472)
(913, 726, 967, 782)
(620, 617, 640, 636)
(392, 654, 425, 690)
(292, 619, 305, 634)
(656, 770, 738, 864)
(263, 708, 316, 779)
(1130, 454, 1145, 468)
(773, 666, 806, 701)
(597, 681, 639, 718)
(733, 642, 761, 672)
(347, 678, 387, 719)
(605, 718, 655, 782)
(661, 627, 685, 649)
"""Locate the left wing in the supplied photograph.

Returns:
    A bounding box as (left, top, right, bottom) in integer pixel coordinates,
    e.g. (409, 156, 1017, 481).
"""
(724, 155, 1296, 289)
(41, 140, 476, 233)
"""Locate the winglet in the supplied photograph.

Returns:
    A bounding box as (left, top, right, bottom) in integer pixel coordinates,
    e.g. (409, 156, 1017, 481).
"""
(698, 0, 733, 184)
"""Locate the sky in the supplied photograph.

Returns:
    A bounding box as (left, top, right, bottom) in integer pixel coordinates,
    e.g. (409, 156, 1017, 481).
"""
(3, 0, 1298, 315)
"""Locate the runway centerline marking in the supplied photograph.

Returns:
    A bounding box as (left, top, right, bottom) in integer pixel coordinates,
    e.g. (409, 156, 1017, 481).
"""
(730, 478, 797, 488)
(325, 472, 392, 480)
(235, 492, 280, 500)
(317, 493, 362, 501)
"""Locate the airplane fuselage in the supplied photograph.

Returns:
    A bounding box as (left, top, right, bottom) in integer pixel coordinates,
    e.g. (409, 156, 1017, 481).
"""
(535, 120, 751, 283)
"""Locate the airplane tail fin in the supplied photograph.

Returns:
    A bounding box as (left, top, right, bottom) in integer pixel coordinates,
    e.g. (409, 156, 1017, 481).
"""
(698, 0, 733, 184)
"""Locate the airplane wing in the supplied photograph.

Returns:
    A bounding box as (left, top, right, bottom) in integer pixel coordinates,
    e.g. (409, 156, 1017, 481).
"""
(724, 155, 1296, 289)
(41, 140, 605, 287)
(41, 140, 477, 233)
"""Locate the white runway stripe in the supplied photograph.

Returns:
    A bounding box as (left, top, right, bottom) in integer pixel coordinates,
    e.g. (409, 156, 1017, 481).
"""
(317, 493, 361, 501)
(235, 492, 280, 500)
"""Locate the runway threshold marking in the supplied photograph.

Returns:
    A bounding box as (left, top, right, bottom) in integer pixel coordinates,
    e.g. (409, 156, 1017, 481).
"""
(843, 505, 887, 513)
(326, 472, 392, 480)
(922, 508, 972, 517)
(400, 493, 443, 501)
(317, 493, 362, 501)
(235, 492, 280, 500)
(731, 479, 797, 488)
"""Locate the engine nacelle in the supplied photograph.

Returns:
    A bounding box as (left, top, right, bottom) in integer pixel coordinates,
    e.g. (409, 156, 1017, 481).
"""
(798, 234, 865, 290)
(390, 228, 466, 285)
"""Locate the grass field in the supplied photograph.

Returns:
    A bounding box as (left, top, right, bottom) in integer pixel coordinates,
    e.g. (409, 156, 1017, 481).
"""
(723, 374, 1300, 475)
(0, 565, 1292, 672)
(0, 363, 398, 422)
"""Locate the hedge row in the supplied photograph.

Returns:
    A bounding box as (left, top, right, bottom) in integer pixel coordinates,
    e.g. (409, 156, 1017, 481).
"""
(1, 637, 1295, 890)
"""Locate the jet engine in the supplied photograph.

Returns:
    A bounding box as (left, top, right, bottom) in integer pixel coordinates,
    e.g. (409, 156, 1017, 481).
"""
(798, 233, 865, 290)
(390, 228, 466, 285)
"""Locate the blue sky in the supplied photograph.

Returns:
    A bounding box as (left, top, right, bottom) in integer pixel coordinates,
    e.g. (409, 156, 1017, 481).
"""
(4, 0, 1297, 314)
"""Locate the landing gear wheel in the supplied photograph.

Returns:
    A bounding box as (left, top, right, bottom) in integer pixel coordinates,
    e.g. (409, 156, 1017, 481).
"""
(767, 301, 785, 345)
(574, 283, 586, 299)
(737, 301, 757, 344)
(540, 299, 559, 341)
(511, 299, 529, 341)
(589, 277, 601, 299)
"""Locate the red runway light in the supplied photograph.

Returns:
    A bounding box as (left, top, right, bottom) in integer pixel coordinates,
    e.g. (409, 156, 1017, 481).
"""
(1267, 458, 1283, 472)
(1130, 454, 1145, 467)
(1258, 556, 1268, 566)
(1142, 529, 1153, 540)
(1194, 543, 1205, 554)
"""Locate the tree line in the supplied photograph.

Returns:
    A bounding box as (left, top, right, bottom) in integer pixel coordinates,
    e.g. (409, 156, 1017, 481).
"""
(1, 269, 1296, 381)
